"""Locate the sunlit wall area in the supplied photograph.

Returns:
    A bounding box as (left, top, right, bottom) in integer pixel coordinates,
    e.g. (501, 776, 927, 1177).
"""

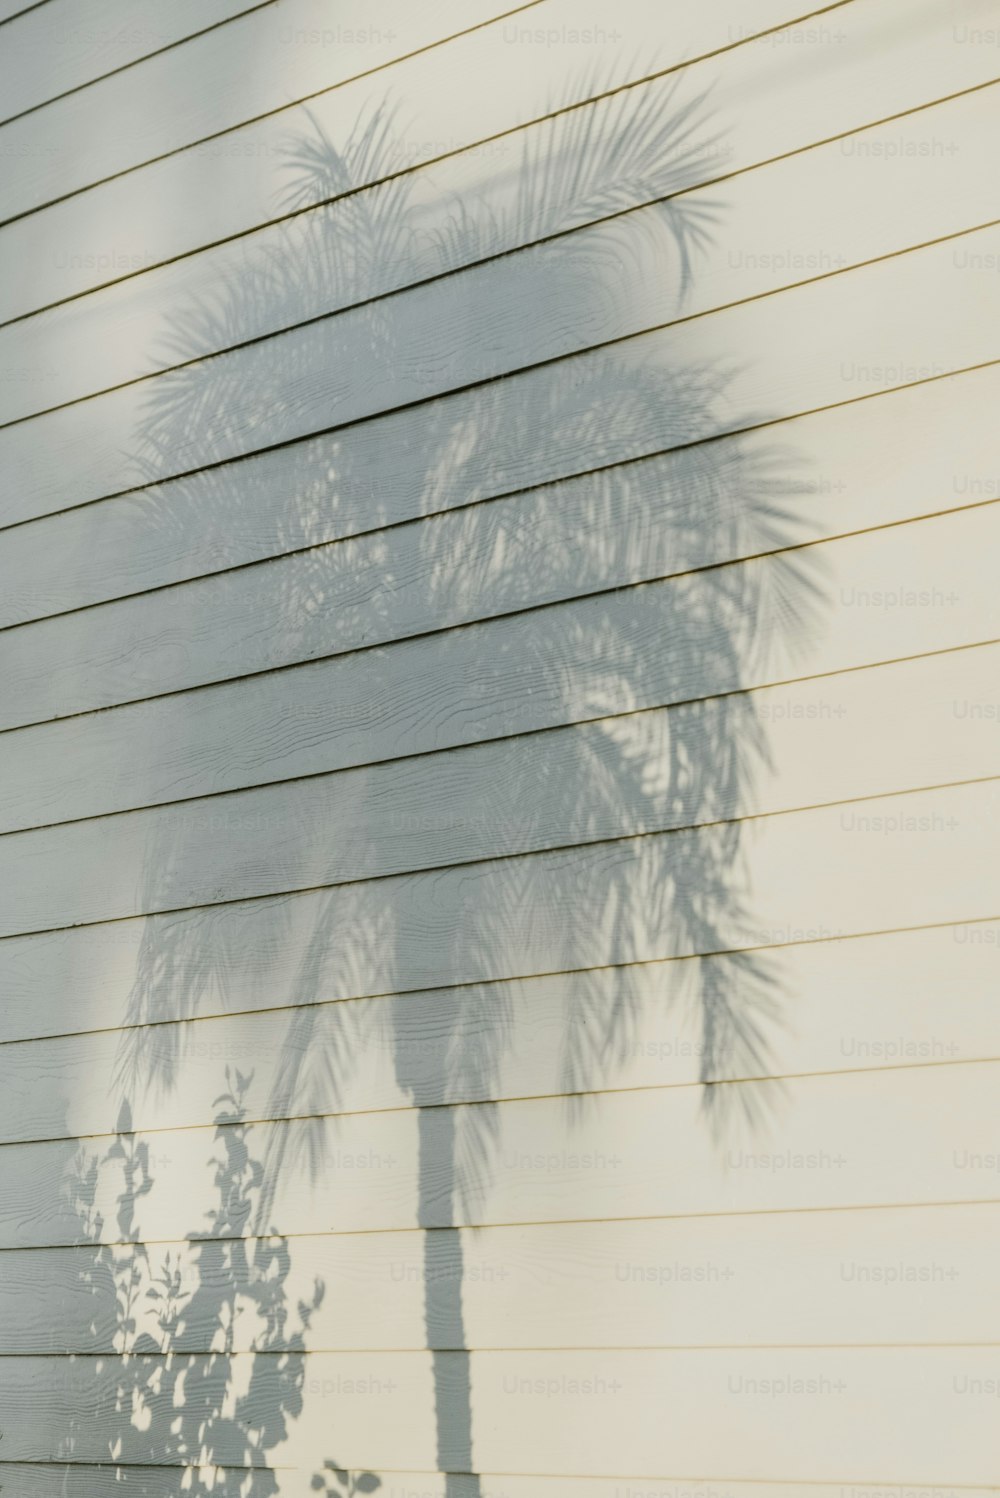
(0, 0, 997, 1492)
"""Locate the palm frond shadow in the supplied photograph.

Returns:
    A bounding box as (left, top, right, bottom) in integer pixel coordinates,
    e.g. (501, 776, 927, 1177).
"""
(98, 71, 827, 1493)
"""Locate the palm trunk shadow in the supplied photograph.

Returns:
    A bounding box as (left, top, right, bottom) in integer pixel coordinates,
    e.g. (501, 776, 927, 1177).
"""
(109, 66, 829, 1491)
(419, 1107, 480, 1497)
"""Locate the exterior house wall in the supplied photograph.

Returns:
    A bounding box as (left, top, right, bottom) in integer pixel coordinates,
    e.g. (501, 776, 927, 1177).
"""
(0, 0, 996, 1491)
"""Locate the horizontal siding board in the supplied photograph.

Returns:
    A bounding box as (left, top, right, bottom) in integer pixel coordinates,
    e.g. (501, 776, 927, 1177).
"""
(0, 1473, 309, 1498)
(4, 65, 998, 429)
(2, 0, 997, 326)
(1, 633, 999, 934)
(0, 0, 806, 298)
(0, 0, 269, 123)
(0, 1202, 997, 1353)
(0, 912, 998, 1141)
(4, 198, 1000, 530)
(0, 1473, 482, 1498)
(0, 347, 992, 635)
(0, 776, 996, 1058)
(0, 495, 997, 832)
(0, 0, 528, 213)
(0, 0, 854, 317)
(0, 1474, 518, 1498)
(1, 377, 997, 751)
(0, 407, 811, 733)
(1, 1061, 999, 1248)
(1, 4, 995, 1491)
(0, 1482, 994, 1498)
(0, 0, 48, 20)
(0, 1346, 997, 1479)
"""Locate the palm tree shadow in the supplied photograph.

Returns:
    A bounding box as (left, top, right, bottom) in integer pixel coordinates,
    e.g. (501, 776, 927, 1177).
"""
(106, 69, 827, 1495)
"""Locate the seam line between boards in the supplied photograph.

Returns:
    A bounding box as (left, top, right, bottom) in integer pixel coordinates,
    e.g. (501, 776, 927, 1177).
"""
(0, 0, 913, 331)
(0, 1054, 997, 1154)
(1, 230, 996, 539)
(0, 448, 996, 648)
(0, 0, 548, 213)
(0, 769, 995, 944)
(4, 90, 996, 435)
(2, 620, 1000, 839)
(0, 477, 996, 744)
(0, 1198, 997, 1254)
(0, 1476, 988, 1493)
(0, 910, 996, 1052)
(4, 64, 991, 337)
(1, 59, 990, 381)
(4, 402, 999, 632)
(1, 346, 996, 576)
(0, 0, 855, 234)
(0, 0, 278, 128)
(0, 1344, 991, 1358)
(0, 0, 52, 29)
(0, 1474, 990, 1492)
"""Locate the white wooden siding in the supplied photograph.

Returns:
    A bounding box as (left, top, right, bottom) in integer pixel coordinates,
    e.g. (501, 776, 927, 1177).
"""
(1, 0, 997, 323)
(1, 1201, 998, 1353)
(0, 1481, 995, 1498)
(0, 0, 848, 306)
(2, 42, 996, 425)
(3, 217, 1000, 529)
(0, 0, 997, 1491)
(0, 498, 994, 827)
(0, 917, 997, 1139)
(0, 0, 538, 214)
(0, 352, 992, 629)
(0, 1346, 995, 1481)
(0, 0, 274, 123)
(1, 777, 997, 1040)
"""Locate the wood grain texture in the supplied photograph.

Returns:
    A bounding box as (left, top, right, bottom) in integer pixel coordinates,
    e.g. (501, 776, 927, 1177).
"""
(5, 192, 1000, 530)
(0, 0, 802, 295)
(0, 1479, 995, 1498)
(0, 0, 49, 22)
(0, 347, 992, 635)
(0, 0, 270, 124)
(0, 0, 528, 214)
(1, 631, 998, 935)
(0, 1472, 451, 1498)
(0, 0, 818, 309)
(0, 490, 997, 832)
(3, 0, 997, 328)
(4, 55, 998, 427)
(0, 777, 996, 1043)
(0, 1473, 331, 1498)
(1, 2, 996, 1490)
(0, 911, 997, 1142)
(1, 1059, 999, 1249)
(0, 1202, 996, 1353)
(0, 1345, 997, 1479)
